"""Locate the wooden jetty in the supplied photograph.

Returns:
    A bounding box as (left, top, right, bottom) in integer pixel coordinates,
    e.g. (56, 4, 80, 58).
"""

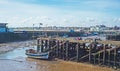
(37, 37, 120, 70)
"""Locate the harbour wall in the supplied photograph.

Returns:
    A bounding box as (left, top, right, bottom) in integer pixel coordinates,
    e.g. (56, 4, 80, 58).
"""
(0, 31, 83, 43)
(0, 33, 33, 43)
(0, 30, 120, 43)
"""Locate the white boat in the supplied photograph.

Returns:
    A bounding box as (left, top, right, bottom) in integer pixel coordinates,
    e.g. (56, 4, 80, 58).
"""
(25, 49, 49, 59)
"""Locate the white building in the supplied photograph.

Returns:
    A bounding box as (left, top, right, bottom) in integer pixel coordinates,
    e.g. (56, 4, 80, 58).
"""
(90, 25, 107, 31)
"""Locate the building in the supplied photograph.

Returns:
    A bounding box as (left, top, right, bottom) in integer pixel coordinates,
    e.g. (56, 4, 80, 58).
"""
(90, 25, 107, 32)
(90, 26, 99, 31)
(0, 23, 8, 33)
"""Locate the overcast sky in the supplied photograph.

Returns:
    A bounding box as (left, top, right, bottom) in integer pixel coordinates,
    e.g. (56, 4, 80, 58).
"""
(0, 0, 120, 27)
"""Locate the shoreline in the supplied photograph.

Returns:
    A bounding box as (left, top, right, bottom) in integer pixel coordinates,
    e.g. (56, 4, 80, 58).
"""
(0, 40, 36, 54)
(56, 59, 117, 71)
(0, 57, 117, 71)
(0, 39, 119, 71)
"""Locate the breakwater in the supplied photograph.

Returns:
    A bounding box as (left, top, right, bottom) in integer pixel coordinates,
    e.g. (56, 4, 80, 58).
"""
(37, 38, 120, 70)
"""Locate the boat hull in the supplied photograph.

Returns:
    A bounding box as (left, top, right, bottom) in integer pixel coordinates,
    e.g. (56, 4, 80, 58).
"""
(26, 52, 49, 59)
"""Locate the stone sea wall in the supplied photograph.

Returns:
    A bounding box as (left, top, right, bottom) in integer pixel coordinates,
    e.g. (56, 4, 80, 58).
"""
(0, 33, 33, 43)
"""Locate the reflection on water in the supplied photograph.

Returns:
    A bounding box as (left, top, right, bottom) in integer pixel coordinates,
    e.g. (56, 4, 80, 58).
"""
(0, 45, 38, 59)
(0, 47, 28, 59)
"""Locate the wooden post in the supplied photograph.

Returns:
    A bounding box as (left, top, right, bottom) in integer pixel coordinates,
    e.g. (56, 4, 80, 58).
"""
(108, 51, 111, 67)
(41, 40, 44, 52)
(114, 48, 117, 68)
(119, 47, 120, 69)
(60, 41, 62, 59)
(89, 44, 92, 63)
(37, 39, 40, 52)
(103, 44, 106, 65)
(62, 41, 65, 60)
(94, 54, 96, 64)
(45, 40, 48, 51)
(54, 40, 57, 58)
(49, 40, 52, 51)
(98, 52, 101, 65)
(47, 40, 50, 51)
(76, 43, 79, 62)
(65, 41, 69, 60)
(56, 40, 59, 58)
(83, 43, 85, 49)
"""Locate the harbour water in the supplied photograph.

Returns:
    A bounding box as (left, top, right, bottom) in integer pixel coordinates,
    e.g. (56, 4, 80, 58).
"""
(0, 47, 27, 59)
(0, 41, 115, 71)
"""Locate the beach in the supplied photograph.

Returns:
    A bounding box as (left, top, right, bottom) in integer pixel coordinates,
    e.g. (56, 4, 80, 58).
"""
(0, 58, 115, 71)
(0, 40, 117, 71)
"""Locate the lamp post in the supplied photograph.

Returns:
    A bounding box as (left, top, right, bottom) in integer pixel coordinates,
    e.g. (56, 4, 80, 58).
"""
(45, 24, 48, 37)
(32, 24, 35, 40)
(39, 23, 43, 29)
(39, 23, 43, 37)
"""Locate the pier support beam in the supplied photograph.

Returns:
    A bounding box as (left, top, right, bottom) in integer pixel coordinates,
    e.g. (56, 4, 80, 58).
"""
(45, 40, 48, 51)
(40, 39, 44, 52)
(65, 41, 69, 60)
(114, 48, 117, 68)
(76, 43, 79, 62)
(89, 44, 92, 63)
(56, 40, 59, 58)
(37, 39, 40, 52)
(103, 44, 106, 65)
(108, 51, 111, 67)
(37, 37, 120, 70)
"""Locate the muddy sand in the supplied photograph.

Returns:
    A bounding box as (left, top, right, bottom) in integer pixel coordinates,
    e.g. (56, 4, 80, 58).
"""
(0, 40, 36, 54)
(0, 40, 117, 71)
(0, 57, 115, 71)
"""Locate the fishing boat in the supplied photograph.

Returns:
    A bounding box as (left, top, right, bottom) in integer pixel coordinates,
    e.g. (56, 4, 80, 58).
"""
(25, 49, 49, 59)
(25, 23, 50, 59)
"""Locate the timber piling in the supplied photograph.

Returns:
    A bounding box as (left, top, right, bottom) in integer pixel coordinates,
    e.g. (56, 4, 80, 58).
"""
(37, 37, 120, 70)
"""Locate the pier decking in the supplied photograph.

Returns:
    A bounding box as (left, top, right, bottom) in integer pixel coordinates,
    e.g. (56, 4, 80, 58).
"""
(37, 37, 120, 70)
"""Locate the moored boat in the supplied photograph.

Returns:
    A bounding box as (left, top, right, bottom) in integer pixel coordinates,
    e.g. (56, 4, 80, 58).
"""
(26, 49, 49, 59)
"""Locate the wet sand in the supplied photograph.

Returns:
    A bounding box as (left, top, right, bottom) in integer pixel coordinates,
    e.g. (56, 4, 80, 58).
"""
(0, 40, 117, 71)
(0, 57, 115, 71)
(0, 40, 36, 54)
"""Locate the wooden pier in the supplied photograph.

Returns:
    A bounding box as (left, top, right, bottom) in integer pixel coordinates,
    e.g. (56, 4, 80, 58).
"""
(37, 37, 120, 70)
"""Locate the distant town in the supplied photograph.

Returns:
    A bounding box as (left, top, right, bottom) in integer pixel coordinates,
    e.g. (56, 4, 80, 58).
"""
(0, 23, 120, 42)
(0, 23, 120, 32)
